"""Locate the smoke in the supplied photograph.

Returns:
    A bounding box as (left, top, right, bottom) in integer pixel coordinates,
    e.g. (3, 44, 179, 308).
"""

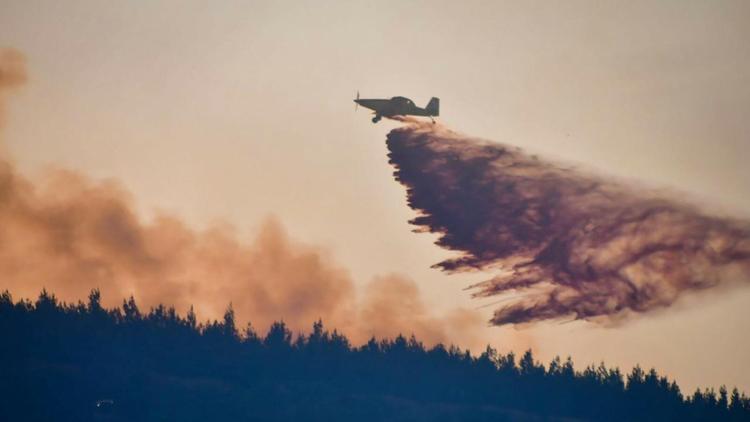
(359, 274, 485, 346)
(387, 119, 750, 326)
(0, 48, 486, 348)
(0, 49, 26, 98)
(0, 48, 26, 141)
(0, 161, 483, 345)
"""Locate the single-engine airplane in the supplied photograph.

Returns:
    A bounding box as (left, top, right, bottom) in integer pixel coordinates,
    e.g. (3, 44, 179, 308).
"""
(354, 92, 439, 123)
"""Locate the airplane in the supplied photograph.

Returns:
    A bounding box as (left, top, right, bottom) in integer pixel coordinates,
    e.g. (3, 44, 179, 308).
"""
(354, 92, 439, 123)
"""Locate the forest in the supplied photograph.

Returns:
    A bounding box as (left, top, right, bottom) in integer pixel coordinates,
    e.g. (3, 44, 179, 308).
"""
(2, 289, 749, 421)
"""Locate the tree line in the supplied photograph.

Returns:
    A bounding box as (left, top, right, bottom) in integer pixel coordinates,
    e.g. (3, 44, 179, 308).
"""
(1, 288, 748, 421)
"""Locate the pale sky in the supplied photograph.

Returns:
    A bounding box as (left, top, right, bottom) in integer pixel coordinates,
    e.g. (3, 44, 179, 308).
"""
(1, 0, 749, 393)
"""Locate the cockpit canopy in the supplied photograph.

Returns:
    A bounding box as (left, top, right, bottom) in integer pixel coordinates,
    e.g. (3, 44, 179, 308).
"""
(390, 96, 414, 106)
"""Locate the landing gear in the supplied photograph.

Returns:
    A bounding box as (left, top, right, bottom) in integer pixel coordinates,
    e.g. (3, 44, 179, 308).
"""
(372, 115, 382, 123)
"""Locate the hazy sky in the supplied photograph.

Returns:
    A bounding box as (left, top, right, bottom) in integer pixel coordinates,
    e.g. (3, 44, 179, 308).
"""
(1, 0, 749, 392)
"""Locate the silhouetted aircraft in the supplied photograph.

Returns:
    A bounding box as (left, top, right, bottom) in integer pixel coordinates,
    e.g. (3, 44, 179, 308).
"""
(354, 92, 439, 123)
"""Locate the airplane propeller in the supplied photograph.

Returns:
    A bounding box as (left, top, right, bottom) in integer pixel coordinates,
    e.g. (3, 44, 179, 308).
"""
(355, 91, 359, 111)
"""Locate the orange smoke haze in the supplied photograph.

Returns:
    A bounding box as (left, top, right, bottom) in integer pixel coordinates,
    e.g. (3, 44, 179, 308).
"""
(0, 48, 485, 347)
(0, 48, 26, 134)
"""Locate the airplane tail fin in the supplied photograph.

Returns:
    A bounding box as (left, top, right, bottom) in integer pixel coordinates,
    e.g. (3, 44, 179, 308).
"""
(426, 97, 439, 116)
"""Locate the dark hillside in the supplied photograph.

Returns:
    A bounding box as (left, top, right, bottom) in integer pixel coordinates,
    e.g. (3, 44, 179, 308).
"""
(2, 289, 748, 421)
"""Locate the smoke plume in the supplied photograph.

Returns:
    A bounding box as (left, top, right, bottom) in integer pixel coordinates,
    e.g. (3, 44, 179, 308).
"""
(0, 48, 485, 347)
(387, 119, 750, 325)
(0, 48, 26, 132)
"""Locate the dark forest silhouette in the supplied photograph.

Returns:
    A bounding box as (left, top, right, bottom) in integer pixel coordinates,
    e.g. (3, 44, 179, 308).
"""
(2, 289, 749, 421)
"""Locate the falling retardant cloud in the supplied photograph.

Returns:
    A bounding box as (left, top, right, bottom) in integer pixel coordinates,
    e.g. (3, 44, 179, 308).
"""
(0, 48, 487, 348)
(386, 118, 750, 326)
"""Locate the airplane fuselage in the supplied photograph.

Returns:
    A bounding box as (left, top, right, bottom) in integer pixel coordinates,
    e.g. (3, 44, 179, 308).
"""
(354, 95, 439, 123)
